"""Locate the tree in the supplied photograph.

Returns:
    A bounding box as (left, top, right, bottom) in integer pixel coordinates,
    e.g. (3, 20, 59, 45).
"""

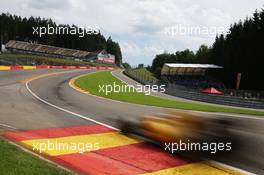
(207, 9, 264, 90)
(0, 12, 122, 66)
(175, 49, 196, 63)
(106, 37, 122, 66)
(122, 62, 131, 69)
(149, 8, 264, 90)
(138, 64, 144, 68)
(196, 45, 212, 63)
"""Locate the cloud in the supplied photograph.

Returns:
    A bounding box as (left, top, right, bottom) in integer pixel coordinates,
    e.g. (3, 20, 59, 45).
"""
(27, 0, 71, 10)
(120, 42, 163, 65)
(1, 0, 264, 65)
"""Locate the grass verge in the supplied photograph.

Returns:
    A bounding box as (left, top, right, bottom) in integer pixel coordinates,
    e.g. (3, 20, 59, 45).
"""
(132, 68, 158, 81)
(0, 138, 72, 175)
(75, 71, 264, 116)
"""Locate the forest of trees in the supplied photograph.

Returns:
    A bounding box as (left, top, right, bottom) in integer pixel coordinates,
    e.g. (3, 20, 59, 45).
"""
(151, 9, 264, 90)
(0, 13, 122, 65)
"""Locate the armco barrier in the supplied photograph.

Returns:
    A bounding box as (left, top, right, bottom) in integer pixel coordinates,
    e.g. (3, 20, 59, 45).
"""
(0, 65, 115, 71)
(22, 66, 36, 70)
(36, 65, 50, 69)
(50, 66, 64, 69)
(77, 66, 90, 69)
(124, 69, 264, 109)
(165, 87, 264, 109)
(82, 66, 90, 69)
(97, 66, 107, 70)
(62, 66, 77, 69)
(10, 65, 23, 70)
(0, 66, 10, 70)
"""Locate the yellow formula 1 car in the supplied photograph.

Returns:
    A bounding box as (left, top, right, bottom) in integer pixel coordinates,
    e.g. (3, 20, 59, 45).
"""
(119, 111, 235, 157)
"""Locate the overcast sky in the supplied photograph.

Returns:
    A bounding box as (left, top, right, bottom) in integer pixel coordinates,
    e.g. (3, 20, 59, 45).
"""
(1, 0, 264, 65)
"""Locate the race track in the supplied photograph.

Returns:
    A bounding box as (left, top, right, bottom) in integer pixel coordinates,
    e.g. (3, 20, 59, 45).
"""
(0, 69, 263, 174)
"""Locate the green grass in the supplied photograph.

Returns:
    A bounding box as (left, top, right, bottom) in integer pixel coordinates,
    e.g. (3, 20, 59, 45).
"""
(124, 68, 158, 83)
(75, 71, 264, 116)
(0, 138, 72, 175)
(133, 68, 158, 80)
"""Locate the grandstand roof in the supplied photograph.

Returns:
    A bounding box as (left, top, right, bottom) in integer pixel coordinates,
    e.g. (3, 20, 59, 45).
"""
(161, 63, 223, 76)
(164, 63, 223, 68)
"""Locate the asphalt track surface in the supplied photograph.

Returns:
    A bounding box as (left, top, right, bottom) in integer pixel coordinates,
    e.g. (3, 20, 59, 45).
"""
(0, 69, 263, 174)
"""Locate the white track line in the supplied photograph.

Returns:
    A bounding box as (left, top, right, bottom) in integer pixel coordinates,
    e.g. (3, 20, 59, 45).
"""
(111, 70, 127, 84)
(209, 160, 256, 175)
(26, 70, 255, 174)
(0, 123, 17, 130)
(25, 72, 119, 131)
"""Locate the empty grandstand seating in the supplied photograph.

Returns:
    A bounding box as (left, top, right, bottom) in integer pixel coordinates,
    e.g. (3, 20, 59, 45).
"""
(163, 75, 225, 88)
(5, 40, 93, 58)
(161, 63, 225, 88)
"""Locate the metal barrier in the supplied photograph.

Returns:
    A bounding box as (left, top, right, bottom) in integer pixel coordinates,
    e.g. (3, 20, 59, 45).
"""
(165, 86, 264, 109)
(123, 69, 163, 86)
(124, 69, 264, 109)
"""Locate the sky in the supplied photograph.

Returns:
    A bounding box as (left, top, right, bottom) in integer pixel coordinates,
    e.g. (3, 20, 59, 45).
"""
(1, 0, 264, 66)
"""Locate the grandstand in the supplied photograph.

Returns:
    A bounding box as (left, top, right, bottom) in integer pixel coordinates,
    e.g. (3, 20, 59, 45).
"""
(5, 40, 115, 64)
(161, 63, 224, 88)
(158, 63, 264, 108)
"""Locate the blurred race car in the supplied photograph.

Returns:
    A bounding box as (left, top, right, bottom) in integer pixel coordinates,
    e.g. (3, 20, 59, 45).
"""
(119, 111, 236, 157)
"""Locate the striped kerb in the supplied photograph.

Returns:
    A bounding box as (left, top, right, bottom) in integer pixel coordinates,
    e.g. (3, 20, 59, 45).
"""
(4, 124, 244, 175)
